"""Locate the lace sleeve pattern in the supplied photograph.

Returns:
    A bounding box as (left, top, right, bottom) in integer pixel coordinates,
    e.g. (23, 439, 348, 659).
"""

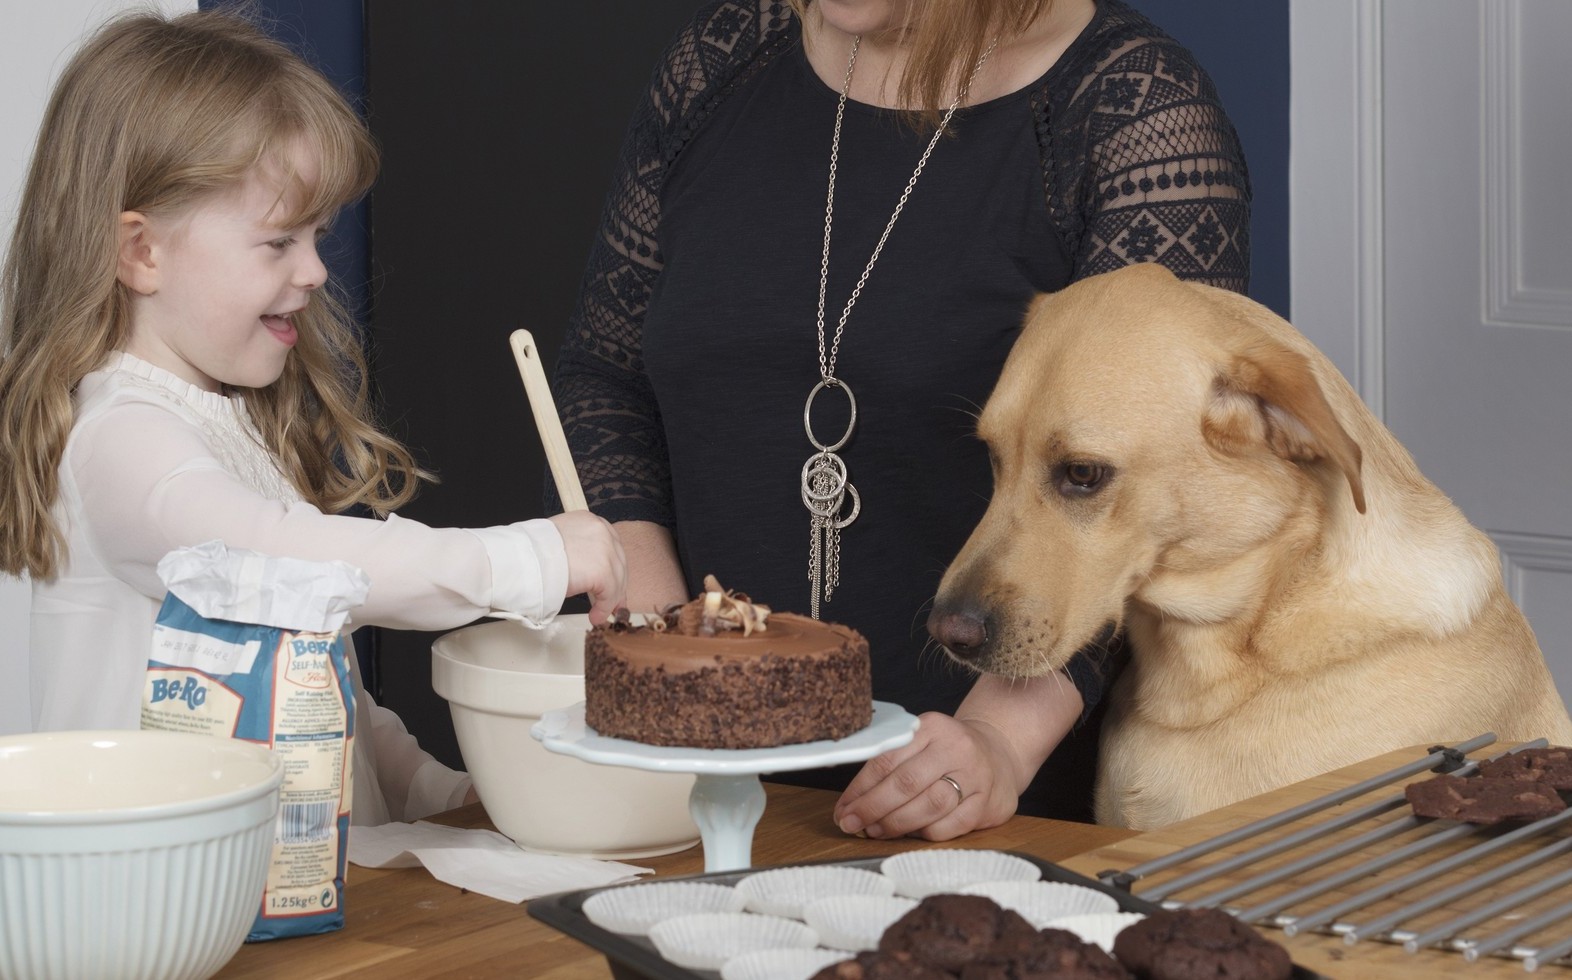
(553, 1, 795, 525)
(1032, 1, 1252, 292)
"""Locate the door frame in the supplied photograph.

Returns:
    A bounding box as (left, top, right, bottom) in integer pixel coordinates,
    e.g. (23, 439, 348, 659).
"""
(1289, 0, 1385, 416)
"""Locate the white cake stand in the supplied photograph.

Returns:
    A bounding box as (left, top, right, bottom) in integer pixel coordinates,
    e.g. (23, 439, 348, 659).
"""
(531, 701, 918, 872)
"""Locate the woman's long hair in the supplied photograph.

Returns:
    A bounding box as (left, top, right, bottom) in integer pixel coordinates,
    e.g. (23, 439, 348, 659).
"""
(0, 9, 423, 580)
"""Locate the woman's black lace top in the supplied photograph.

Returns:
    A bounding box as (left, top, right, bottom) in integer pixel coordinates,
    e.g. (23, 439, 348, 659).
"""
(553, 0, 1250, 820)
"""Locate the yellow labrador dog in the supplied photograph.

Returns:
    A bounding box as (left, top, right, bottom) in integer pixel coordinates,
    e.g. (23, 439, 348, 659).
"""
(928, 264, 1572, 831)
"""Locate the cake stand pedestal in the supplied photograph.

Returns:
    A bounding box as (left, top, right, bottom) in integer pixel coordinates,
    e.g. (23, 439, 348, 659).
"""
(531, 701, 918, 872)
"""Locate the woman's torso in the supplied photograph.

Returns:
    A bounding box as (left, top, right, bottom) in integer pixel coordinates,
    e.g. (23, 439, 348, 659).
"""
(644, 33, 1074, 719)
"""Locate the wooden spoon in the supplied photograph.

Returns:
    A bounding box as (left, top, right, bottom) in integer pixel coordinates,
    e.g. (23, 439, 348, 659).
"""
(508, 329, 588, 512)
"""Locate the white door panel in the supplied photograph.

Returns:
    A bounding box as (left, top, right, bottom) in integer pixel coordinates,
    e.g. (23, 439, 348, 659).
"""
(1294, 0, 1572, 706)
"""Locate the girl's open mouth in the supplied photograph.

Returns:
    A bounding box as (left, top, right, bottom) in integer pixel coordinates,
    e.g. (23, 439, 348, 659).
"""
(262, 314, 298, 346)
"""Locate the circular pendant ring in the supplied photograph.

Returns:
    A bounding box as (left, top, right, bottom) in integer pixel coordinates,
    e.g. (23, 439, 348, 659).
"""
(804, 378, 858, 453)
(833, 483, 861, 529)
(801, 452, 848, 502)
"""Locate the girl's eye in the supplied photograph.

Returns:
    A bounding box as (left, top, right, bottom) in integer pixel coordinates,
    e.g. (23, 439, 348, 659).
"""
(268, 237, 297, 251)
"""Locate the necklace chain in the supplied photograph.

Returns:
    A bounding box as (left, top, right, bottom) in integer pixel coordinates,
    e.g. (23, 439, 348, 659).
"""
(803, 34, 998, 618)
(815, 36, 999, 381)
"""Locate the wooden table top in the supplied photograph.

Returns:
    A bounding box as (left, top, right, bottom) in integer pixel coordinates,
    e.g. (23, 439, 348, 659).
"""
(214, 783, 1132, 980)
(217, 747, 1565, 979)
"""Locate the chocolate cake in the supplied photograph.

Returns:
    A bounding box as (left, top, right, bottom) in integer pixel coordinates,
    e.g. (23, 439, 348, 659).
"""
(1404, 773, 1566, 825)
(583, 576, 872, 749)
(1475, 747, 1572, 789)
(1111, 908, 1291, 980)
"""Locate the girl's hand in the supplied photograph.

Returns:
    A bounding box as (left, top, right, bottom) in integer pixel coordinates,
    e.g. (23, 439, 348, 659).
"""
(831, 711, 1023, 841)
(548, 511, 627, 624)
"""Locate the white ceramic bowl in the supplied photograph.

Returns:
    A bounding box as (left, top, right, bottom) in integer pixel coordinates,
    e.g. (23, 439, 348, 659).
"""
(431, 615, 698, 858)
(0, 729, 283, 980)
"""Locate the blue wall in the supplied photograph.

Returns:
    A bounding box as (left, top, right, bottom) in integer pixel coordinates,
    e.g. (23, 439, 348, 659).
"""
(1129, 0, 1290, 318)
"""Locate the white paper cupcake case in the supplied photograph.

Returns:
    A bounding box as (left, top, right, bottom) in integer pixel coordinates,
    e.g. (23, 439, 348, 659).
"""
(1045, 911, 1147, 953)
(649, 912, 820, 971)
(801, 893, 919, 952)
(581, 881, 746, 936)
(720, 946, 856, 980)
(736, 865, 895, 918)
(879, 849, 1042, 898)
(959, 879, 1120, 928)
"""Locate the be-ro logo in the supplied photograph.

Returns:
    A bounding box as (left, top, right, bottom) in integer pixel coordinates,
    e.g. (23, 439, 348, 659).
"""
(148, 675, 207, 710)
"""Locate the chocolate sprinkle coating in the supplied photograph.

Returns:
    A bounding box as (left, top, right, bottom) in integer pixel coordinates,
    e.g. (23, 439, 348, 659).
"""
(583, 614, 872, 749)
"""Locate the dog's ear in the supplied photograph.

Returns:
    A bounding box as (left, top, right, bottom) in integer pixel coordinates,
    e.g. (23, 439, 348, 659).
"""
(1205, 342, 1368, 514)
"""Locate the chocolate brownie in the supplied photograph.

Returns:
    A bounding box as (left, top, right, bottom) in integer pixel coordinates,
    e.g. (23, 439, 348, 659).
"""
(1112, 908, 1291, 980)
(1404, 773, 1566, 825)
(961, 926, 1134, 980)
(1475, 747, 1572, 790)
(878, 894, 1039, 972)
(810, 950, 952, 980)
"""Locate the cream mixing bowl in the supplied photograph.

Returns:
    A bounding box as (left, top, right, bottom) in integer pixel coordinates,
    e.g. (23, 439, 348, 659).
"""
(431, 614, 698, 858)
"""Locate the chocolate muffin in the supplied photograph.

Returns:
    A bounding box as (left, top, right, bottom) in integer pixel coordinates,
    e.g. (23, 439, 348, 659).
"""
(810, 949, 953, 980)
(1475, 747, 1572, 790)
(1405, 773, 1566, 825)
(1112, 908, 1291, 980)
(879, 894, 1039, 973)
(961, 926, 1134, 980)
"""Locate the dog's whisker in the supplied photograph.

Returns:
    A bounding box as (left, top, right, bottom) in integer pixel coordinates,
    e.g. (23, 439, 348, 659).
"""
(909, 594, 937, 638)
(939, 394, 985, 422)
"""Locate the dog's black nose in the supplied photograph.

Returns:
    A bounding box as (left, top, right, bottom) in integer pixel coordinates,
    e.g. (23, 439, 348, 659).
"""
(928, 602, 990, 661)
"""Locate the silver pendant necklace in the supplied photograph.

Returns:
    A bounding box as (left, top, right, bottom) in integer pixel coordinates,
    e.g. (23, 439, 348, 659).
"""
(803, 34, 998, 619)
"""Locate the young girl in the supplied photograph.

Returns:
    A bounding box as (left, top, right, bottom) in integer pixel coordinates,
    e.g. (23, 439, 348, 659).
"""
(0, 10, 626, 824)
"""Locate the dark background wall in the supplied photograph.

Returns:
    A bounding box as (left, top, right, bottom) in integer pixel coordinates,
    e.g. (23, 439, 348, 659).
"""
(232, 0, 1290, 772)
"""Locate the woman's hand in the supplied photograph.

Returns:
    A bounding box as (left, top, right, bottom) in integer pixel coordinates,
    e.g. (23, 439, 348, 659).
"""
(548, 510, 627, 624)
(832, 671, 1083, 841)
(832, 712, 1023, 841)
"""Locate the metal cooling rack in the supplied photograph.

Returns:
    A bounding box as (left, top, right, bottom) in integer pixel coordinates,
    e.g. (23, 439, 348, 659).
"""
(1096, 734, 1572, 972)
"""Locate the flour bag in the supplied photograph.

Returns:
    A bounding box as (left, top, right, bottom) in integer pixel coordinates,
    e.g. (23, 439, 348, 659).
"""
(142, 540, 370, 940)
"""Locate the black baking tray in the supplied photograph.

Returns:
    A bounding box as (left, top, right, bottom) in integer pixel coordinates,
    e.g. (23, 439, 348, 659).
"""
(527, 851, 1332, 980)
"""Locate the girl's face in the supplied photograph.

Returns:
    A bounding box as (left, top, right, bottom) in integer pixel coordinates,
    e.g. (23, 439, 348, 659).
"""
(121, 150, 328, 392)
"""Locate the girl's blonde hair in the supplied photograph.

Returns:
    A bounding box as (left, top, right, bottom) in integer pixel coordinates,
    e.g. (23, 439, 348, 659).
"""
(789, 0, 1056, 128)
(0, 9, 424, 580)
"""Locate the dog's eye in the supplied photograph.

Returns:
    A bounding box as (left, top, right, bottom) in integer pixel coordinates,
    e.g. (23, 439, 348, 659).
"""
(1056, 461, 1110, 496)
